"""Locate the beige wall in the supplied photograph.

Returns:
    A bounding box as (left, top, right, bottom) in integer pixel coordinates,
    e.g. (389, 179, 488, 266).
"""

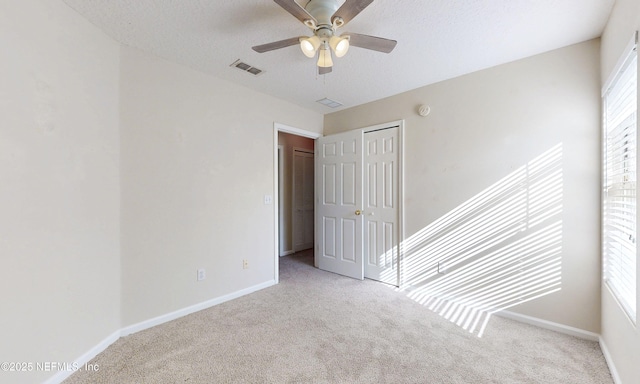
(0, 1, 322, 382)
(325, 40, 602, 333)
(120, 46, 323, 327)
(277, 132, 315, 254)
(0, 1, 121, 383)
(600, 0, 640, 381)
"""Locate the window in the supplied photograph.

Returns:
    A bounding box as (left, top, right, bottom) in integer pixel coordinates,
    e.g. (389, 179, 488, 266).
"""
(603, 33, 638, 323)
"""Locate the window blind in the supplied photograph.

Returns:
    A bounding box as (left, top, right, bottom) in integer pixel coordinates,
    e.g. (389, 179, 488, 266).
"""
(603, 40, 638, 323)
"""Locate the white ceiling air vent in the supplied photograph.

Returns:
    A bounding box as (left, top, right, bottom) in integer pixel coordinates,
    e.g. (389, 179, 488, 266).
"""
(230, 59, 264, 76)
(316, 97, 343, 108)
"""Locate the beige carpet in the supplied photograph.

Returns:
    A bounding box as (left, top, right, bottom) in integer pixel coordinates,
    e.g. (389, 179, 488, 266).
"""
(65, 250, 612, 383)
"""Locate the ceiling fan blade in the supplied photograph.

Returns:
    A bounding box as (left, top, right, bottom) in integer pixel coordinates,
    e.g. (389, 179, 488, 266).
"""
(318, 66, 332, 75)
(252, 37, 302, 53)
(332, 0, 374, 25)
(274, 0, 317, 24)
(344, 32, 397, 53)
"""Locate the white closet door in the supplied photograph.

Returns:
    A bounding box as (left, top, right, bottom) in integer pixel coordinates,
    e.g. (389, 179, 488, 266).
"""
(316, 130, 364, 280)
(364, 127, 399, 286)
(293, 150, 315, 252)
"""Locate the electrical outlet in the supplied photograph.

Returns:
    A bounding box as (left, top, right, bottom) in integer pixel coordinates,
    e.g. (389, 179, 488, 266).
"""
(197, 268, 206, 281)
(264, 195, 273, 205)
(243, 259, 249, 269)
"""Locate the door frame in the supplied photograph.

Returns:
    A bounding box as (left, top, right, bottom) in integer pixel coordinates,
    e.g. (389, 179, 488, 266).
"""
(273, 123, 321, 284)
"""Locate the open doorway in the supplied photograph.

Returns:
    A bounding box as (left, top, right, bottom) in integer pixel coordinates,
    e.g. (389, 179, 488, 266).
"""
(278, 132, 315, 256)
(273, 123, 321, 283)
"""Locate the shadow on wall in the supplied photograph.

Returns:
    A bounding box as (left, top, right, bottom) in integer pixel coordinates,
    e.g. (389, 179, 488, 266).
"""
(389, 144, 564, 337)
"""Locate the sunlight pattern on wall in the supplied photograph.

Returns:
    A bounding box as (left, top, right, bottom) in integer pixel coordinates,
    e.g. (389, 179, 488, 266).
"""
(396, 144, 563, 336)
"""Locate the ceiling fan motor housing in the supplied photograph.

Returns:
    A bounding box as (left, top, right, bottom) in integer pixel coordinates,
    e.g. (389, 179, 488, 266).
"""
(304, 0, 340, 30)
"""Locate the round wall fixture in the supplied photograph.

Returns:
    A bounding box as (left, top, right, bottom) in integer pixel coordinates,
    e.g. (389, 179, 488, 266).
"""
(418, 105, 431, 117)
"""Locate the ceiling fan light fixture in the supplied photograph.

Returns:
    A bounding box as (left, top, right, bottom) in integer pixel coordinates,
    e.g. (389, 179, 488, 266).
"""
(255, 0, 397, 75)
(299, 36, 321, 58)
(330, 35, 350, 58)
(317, 46, 333, 68)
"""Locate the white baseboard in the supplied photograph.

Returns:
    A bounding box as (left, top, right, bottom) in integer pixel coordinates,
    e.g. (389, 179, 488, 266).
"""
(43, 330, 120, 384)
(44, 280, 276, 384)
(121, 280, 276, 336)
(279, 250, 295, 257)
(496, 310, 600, 341)
(599, 337, 622, 384)
(497, 311, 621, 383)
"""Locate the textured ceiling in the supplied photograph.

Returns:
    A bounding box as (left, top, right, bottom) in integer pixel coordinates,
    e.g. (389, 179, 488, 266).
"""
(61, 0, 614, 114)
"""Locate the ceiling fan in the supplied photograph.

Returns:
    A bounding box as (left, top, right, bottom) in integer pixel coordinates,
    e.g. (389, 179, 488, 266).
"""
(252, 0, 397, 74)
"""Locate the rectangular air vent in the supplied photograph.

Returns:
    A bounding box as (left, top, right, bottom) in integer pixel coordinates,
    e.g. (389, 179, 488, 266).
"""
(230, 59, 264, 76)
(316, 97, 343, 108)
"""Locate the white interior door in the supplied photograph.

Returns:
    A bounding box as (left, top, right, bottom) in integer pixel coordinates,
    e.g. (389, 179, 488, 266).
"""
(316, 130, 364, 279)
(293, 149, 314, 252)
(364, 127, 399, 285)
